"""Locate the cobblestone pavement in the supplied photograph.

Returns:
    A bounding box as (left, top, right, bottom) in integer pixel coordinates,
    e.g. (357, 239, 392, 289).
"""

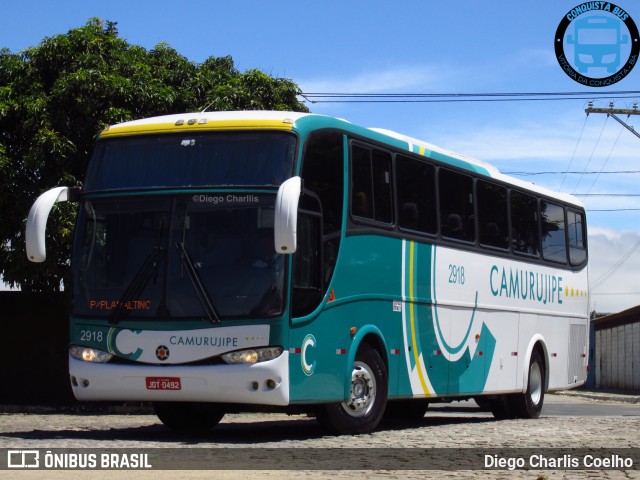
(1, 395, 639, 479)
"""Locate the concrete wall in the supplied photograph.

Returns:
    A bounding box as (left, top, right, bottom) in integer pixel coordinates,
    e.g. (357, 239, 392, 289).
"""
(595, 313, 640, 391)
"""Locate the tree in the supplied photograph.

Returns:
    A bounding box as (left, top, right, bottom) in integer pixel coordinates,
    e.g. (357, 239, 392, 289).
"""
(0, 19, 308, 292)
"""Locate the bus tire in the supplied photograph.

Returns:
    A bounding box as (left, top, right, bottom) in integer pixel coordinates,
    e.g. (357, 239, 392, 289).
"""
(512, 349, 545, 419)
(489, 395, 517, 419)
(316, 344, 388, 435)
(153, 402, 225, 432)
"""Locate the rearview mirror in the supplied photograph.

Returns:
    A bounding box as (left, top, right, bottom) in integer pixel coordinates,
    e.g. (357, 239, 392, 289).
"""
(26, 186, 70, 262)
(274, 176, 301, 254)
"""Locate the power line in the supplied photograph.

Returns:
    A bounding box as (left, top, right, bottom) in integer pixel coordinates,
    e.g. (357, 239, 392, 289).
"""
(560, 113, 588, 191)
(575, 193, 640, 197)
(505, 170, 640, 176)
(301, 90, 640, 103)
(572, 115, 609, 194)
(591, 238, 640, 290)
(585, 124, 626, 195)
(588, 208, 640, 212)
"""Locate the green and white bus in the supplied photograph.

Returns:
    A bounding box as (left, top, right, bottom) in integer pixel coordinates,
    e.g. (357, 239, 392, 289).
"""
(26, 111, 589, 434)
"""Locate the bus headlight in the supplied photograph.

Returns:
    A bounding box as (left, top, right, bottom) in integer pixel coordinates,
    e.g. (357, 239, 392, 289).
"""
(70, 346, 113, 363)
(221, 347, 283, 364)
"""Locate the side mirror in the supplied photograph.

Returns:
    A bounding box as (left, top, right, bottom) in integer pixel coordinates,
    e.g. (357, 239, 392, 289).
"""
(26, 186, 70, 262)
(274, 176, 301, 254)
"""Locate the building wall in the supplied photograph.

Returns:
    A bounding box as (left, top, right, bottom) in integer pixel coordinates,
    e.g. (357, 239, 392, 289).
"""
(594, 309, 640, 391)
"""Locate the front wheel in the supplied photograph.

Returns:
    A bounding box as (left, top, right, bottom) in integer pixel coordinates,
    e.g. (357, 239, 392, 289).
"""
(316, 344, 388, 435)
(153, 402, 225, 432)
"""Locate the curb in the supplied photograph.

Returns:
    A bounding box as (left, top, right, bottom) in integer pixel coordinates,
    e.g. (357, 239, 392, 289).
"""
(553, 390, 640, 404)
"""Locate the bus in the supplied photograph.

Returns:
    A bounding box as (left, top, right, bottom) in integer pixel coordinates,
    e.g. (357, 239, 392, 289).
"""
(26, 111, 589, 434)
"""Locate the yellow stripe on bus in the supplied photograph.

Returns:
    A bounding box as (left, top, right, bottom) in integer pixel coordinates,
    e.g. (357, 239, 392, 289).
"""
(100, 119, 295, 138)
(409, 241, 431, 396)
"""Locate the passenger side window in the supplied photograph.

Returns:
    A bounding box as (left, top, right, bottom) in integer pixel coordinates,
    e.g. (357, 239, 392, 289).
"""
(439, 169, 475, 242)
(351, 144, 393, 224)
(541, 201, 567, 264)
(568, 210, 587, 266)
(511, 191, 540, 257)
(396, 155, 437, 235)
(477, 181, 508, 249)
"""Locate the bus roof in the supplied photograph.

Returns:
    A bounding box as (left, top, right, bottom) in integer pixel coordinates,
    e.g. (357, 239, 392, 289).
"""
(100, 110, 583, 208)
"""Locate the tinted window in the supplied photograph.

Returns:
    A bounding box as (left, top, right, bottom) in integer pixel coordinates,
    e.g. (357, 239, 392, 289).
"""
(541, 201, 567, 264)
(86, 132, 297, 191)
(351, 144, 393, 224)
(396, 155, 437, 234)
(568, 210, 587, 265)
(477, 181, 509, 249)
(299, 130, 344, 301)
(439, 169, 475, 242)
(352, 146, 373, 218)
(511, 191, 540, 257)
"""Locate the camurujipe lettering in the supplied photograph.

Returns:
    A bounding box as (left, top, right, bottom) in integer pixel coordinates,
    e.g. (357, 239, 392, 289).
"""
(490, 265, 563, 305)
(170, 335, 238, 347)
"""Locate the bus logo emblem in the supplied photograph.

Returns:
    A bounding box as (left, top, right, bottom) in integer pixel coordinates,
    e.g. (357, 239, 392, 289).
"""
(155, 345, 170, 361)
(301, 334, 316, 376)
(555, 3, 639, 86)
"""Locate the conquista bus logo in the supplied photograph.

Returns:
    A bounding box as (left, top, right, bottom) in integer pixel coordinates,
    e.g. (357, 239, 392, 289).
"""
(555, 2, 639, 86)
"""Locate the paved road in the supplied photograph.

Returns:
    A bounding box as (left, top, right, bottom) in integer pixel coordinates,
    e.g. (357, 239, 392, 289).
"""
(434, 394, 640, 417)
(1, 394, 639, 479)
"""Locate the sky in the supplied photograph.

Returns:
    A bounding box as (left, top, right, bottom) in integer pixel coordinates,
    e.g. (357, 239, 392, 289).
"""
(2, 0, 640, 313)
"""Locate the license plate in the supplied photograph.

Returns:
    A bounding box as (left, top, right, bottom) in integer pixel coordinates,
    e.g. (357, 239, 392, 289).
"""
(145, 377, 181, 390)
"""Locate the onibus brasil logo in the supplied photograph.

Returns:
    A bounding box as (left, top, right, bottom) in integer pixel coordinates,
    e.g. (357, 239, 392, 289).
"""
(555, 2, 639, 86)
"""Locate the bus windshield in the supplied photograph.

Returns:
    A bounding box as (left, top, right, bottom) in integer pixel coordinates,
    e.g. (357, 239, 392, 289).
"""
(72, 194, 285, 320)
(85, 131, 297, 191)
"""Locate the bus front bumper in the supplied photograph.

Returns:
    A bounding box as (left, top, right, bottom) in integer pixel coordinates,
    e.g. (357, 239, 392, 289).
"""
(69, 351, 290, 406)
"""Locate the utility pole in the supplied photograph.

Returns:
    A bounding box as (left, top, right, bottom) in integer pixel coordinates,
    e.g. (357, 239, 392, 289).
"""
(584, 101, 640, 140)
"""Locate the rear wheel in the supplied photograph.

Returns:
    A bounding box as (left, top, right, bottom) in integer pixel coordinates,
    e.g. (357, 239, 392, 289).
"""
(316, 344, 388, 435)
(512, 349, 545, 419)
(153, 402, 225, 432)
(490, 349, 545, 420)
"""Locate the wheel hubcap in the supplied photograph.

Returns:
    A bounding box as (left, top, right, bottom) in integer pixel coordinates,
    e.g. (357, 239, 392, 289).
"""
(343, 361, 376, 417)
(529, 362, 542, 405)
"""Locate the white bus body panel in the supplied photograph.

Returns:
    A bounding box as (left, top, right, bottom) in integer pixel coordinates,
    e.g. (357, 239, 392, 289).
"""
(69, 351, 290, 405)
(433, 245, 589, 395)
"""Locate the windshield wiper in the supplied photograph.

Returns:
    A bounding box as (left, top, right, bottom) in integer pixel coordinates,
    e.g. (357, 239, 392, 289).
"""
(110, 246, 163, 324)
(174, 242, 220, 324)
